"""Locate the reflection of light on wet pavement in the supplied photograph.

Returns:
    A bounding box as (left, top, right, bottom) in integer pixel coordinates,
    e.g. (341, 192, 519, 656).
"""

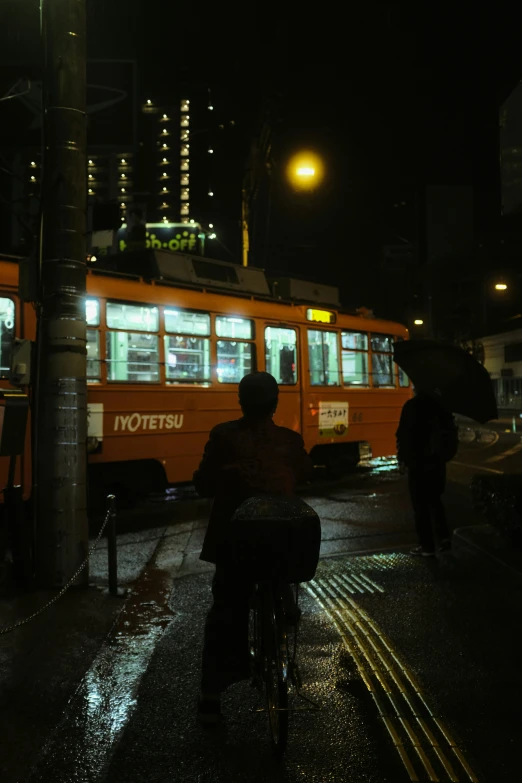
(29, 568, 174, 781)
(360, 456, 398, 475)
(307, 557, 479, 783)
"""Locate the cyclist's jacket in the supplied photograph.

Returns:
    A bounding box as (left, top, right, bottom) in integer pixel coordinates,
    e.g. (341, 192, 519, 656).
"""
(194, 416, 313, 565)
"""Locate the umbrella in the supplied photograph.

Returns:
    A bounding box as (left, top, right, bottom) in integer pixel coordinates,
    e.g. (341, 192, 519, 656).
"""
(393, 339, 498, 424)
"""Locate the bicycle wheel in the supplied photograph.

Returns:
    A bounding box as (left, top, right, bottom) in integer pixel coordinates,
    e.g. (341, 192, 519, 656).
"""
(250, 586, 264, 689)
(264, 586, 289, 756)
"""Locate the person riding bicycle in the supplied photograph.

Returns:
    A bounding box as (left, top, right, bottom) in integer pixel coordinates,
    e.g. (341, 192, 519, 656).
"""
(194, 371, 313, 724)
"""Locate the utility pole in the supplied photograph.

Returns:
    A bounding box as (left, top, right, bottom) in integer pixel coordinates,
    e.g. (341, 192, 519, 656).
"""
(241, 186, 250, 267)
(36, 0, 88, 587)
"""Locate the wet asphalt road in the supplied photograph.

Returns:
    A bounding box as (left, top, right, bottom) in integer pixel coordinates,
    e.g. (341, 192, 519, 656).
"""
(7, 428, 522, 782)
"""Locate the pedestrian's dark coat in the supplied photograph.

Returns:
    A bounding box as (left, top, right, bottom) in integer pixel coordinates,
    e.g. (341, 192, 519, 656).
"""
(194, 417, 313, 564)
(396, 392, 454, 467)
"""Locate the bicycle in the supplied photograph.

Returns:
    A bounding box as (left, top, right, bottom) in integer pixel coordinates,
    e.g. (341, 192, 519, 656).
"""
(230, 495, 322, 755)
(250, 580, 317, 756)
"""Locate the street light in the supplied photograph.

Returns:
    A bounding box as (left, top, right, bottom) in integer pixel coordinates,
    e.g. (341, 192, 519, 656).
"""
(286, 150, 324, 191)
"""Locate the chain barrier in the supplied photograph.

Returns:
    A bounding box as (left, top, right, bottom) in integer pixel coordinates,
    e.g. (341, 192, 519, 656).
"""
(0, 496, 117, 636)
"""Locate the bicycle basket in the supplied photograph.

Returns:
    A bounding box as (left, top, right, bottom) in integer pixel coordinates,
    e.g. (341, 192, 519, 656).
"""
(227, 496, 321, 583)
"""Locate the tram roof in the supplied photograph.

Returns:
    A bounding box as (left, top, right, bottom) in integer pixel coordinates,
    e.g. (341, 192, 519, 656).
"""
(91, 249, 342, 308)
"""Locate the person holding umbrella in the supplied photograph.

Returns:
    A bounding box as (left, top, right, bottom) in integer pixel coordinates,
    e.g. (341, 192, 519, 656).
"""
(393, 339, 498, 557)
(396, 388, 457, 556)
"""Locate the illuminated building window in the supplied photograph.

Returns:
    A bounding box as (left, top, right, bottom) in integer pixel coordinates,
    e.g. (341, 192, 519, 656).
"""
(181, 145, 189, 157)
(181, 189, 189, 201)
(181, 174, 189, 186)
(180, 131, 189, 142)
(180, 100, 189, 112)
(181, 159, 189, 171)
(180, 203, 189, 216)
(181, 116, 189, 128)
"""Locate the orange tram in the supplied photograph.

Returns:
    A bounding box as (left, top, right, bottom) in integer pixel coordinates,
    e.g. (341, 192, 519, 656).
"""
(0, 250, 410, 505)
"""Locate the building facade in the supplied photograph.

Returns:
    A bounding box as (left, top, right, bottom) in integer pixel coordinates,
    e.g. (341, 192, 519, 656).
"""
(482, 328, 522, 410)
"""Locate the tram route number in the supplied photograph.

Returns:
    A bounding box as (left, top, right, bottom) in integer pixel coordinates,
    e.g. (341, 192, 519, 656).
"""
(114, 413, 184, 432)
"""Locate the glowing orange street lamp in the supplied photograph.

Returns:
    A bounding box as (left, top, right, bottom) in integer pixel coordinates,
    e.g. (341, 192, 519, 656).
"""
(286, 151, 324, 191)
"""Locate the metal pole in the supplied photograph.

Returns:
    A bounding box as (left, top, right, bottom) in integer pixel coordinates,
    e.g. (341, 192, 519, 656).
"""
(106, 495, 118, 595)
(36, 0, 88, 587)
(241, 187, 249, 267)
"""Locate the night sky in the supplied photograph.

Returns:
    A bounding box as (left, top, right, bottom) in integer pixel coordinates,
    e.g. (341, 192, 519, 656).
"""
(3, 2, 522, 319)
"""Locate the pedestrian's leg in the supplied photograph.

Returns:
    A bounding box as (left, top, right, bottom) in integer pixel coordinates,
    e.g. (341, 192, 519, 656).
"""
(201, 567, 253, 695)
(431, 464, 450, 546)
(432, 495, 450, 543)
(408, 469, 436, 552)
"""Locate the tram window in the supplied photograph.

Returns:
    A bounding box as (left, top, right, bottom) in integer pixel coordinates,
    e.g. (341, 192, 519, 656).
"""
(372, 353, 394, 387)
(106, 332, 160, 383)
(106, 302, 159, 332)
(265, 327, 297, 385)
(216, 341, 254, 383)
(371, 333, 394, 387)
(371, 334, 393, 353)
(86, 330, 101, 380)
(398, 368, 410, 388)
(164, 309, 210, 336)
(165, 336, 210, 384)
(341, 331, 368, 385)
(342, 352, 369, 386)
(307, 330, 340, 386)
(216, 315, 253, 340)
(86, 299, 100, 326)
(394, 336, 410, 387)
(164, 309, 211, 384)
(0, 297, 15, 379)
(342, 331, 368, 351)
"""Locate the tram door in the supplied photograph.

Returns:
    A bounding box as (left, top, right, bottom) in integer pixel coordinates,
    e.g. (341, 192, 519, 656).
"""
(264, 324, 302, 435)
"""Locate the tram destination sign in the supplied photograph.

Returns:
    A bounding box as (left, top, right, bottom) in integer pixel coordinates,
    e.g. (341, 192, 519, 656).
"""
(306, 308, 336, 324)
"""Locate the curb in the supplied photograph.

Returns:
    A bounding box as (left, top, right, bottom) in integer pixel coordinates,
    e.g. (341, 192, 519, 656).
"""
(453, 524, 522, 586)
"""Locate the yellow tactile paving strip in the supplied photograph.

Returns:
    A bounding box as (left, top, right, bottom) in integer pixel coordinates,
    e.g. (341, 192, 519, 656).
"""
(306, 576, 479, 783)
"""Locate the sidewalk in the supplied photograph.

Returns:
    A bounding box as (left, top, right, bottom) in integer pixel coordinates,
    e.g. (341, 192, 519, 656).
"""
(0, 515, 209, 783)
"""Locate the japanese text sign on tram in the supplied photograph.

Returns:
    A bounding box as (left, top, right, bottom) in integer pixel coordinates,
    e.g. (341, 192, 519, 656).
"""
(306, 308, 336, 324)
(318, 401, 349, 437)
